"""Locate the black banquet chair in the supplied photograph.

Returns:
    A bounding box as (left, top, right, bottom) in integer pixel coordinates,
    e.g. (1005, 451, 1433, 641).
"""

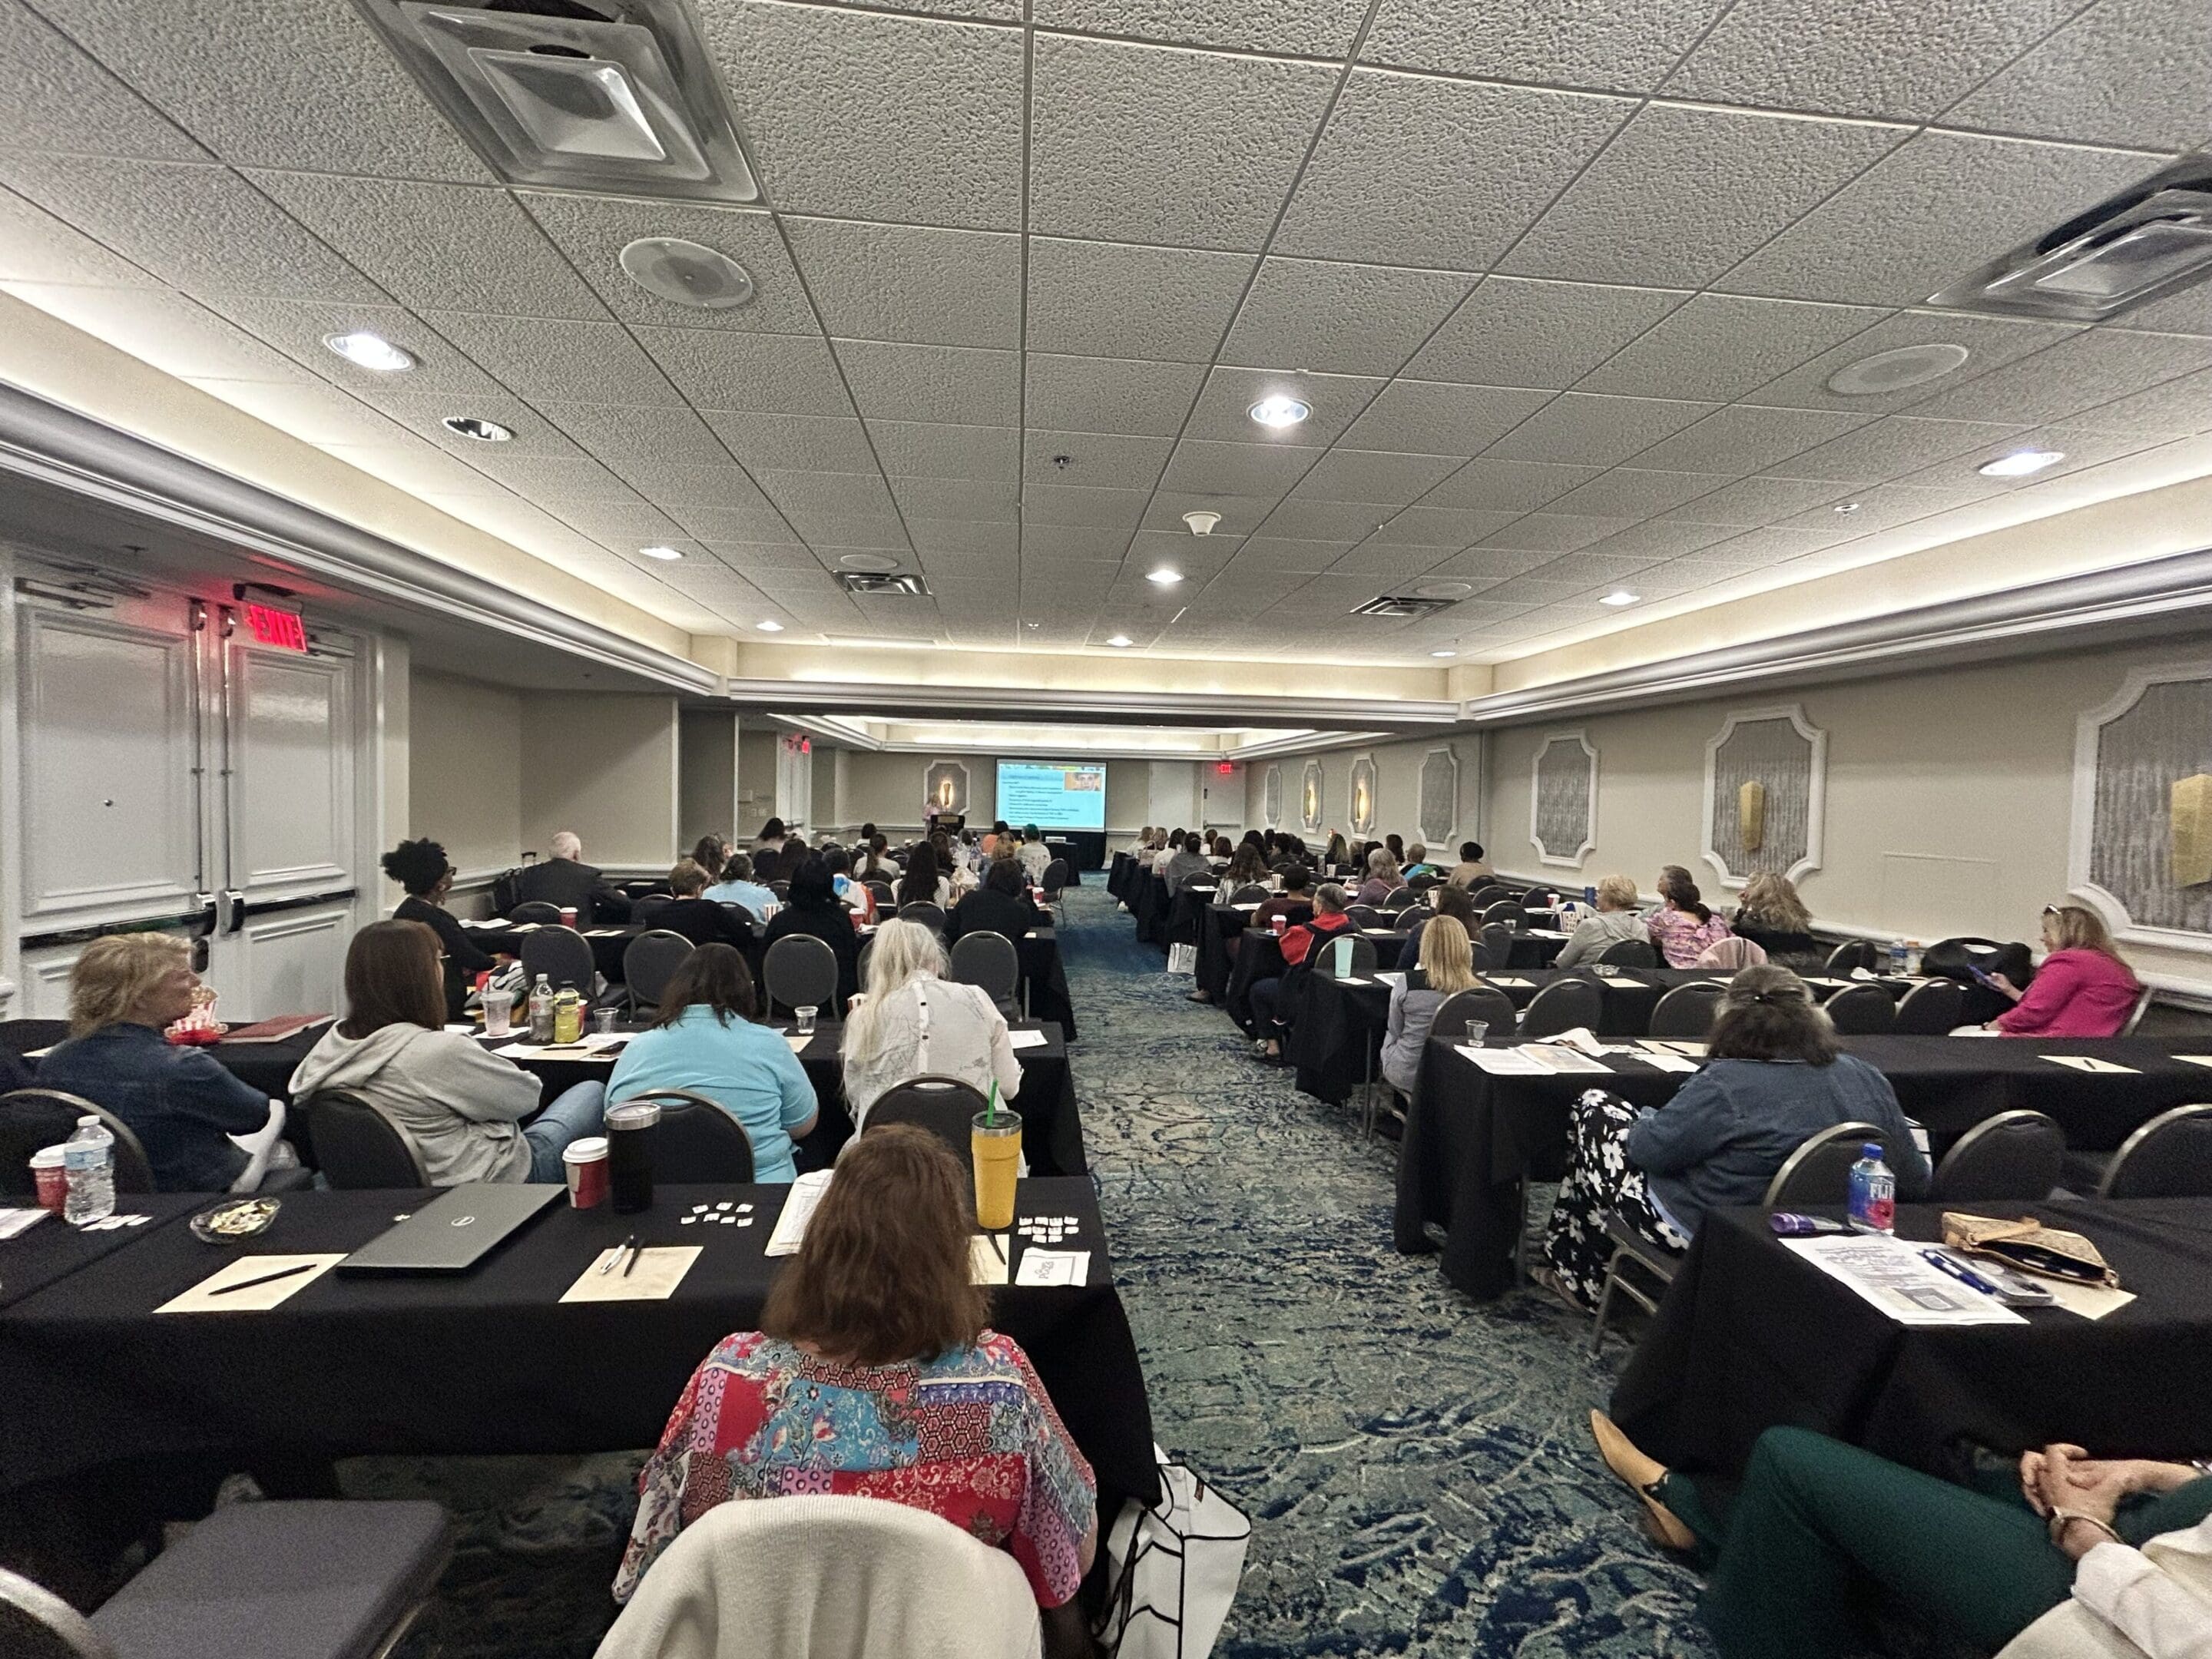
(948, 931, 1021, 1018)
(1929, 1109, 2065, 1202)
(520, 925, 596, 993)
(1596, 938, 1658, 969)
(865, 1075, 992, 1172)
(1481, 899, 1524, 927)
(898, 901, 947, 932)
(1431, 988, 1516, 1041)
(0, 1088, 154, 1197)
(1892, 978, 1965, 1035)
(1228, 884, 1271, 904)
(621, 929, 696, 1015)
(1647, 982, 1724, 1039)
(616, 1090, 755, 1182)
(1520, 978, 1601, 1038)
(1823, 940, 1879, 975)
(1762, 1121, 1886, 1208)
(1822, 982, 1895, 1035)
(1380, 887, 1420, 912)
(2097, 1104, 2212, 1199)
(510, 900, 562, 925)
(1475, 922, 1515, 972)
(305, 1091, 432, 1189)
(1590, 1210, 1681, 1355)
(762, 935, 839, 1018)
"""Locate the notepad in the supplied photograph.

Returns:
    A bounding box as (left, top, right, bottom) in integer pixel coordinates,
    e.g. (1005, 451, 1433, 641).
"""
(969, 1234, 1010, 1286)
(1482, 975, 1535, 989)
(2041, 1055, 2140, 1075)
(157, 1254, 346, 1314)
(584, 927, 629, 938)
(1457, 1046, 1548, 1075)
(1015, 1248, 1090, 1288)
(783, 1033, 813, 1055)
(1008, 1028, 1049, 1049)
(1337, 977, 1372, 987)
(0, 1208, 51, 1241)
(559, 1246, 700, 1303)
(1518, 1044, 1611, 1074)
(1640, 1039, 1708, 1057)
(1375, 971, 1407, 989)
(490, 1041, 614, 1062)
(1526, 928, 1570, 940)
(1801, 976, 1853, 989)
(2174, 1055, 2212, 1069)
(1231, 902, 1262, 912)
(1638, 1052, 1701, 1074)
(766, 1171, 833, 1256)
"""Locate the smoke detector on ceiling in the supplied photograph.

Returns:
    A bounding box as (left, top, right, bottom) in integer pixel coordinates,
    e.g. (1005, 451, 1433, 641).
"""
(1825, 343, 1970, 396)
(359, 0, 760, 204)
(1352, 594, 1456, 620)
(619, 237, 753, 308)
(1181, 510, 1221, 536)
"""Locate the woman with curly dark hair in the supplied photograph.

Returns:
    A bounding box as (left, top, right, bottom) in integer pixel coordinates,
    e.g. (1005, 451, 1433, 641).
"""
(382, 836, 494, 1020)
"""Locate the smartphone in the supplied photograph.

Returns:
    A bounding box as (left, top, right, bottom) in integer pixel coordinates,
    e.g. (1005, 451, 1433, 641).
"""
(1977, 1260, 2058, 1307)
(1964, 964, 1996, 988)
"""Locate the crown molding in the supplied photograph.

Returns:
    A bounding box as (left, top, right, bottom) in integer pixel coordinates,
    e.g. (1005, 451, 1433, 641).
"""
(720, 676, 1458, 731)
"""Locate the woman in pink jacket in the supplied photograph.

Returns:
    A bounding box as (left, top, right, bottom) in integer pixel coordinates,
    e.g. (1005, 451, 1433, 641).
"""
(1986, 905, 2144, 1037)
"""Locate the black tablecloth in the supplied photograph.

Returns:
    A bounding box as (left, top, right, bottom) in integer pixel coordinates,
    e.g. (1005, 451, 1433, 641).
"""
(1396, 1035, 2212, 1300)
(0, 1196, 206, 1310)
(1107, 853, 1135, 901)
(462, 922, 647, 981)
(1611, 1199, 2212, 1482)
(0, 1180, 1157, 1511)
(1130, 870, 1170, 945)
(217, 1022, 1087, 1179)
(1195, 906, 1255, 1002)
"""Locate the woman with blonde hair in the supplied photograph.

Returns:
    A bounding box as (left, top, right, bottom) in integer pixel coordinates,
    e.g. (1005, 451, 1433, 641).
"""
(1731, 872, 1819, 965)
(1985, 904, 2143, 1037)
(839, 919, 1019, 1127)
(1380, 916, 1479, 1093)
(1555, 873, 1648, 969)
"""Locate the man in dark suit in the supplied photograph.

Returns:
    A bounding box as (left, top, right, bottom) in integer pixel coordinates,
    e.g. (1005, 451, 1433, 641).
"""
(512, 830, 631, 925)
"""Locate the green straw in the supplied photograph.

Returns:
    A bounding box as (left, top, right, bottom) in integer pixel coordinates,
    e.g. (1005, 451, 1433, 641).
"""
(987, 1078, 999, 1127)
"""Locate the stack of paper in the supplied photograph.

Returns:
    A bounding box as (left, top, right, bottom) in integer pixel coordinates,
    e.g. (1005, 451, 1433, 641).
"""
(766, 1171, 833, 1256)
(1783, 1234, 2024, 1326)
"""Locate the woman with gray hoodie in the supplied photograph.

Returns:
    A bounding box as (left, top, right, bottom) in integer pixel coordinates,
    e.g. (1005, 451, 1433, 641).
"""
(290, 920, 604, 1185)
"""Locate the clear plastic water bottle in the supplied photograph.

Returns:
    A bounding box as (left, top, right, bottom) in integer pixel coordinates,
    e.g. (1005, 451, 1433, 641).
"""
(1847, 1143, 1895, 1234)
(1888, 937, 1909, 975)
(61, 1114, 116, 1227)
(528, 973, 555, 1042)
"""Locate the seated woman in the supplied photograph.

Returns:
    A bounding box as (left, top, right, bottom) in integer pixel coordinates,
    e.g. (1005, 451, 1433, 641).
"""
(1353, 849, 1405, 906)
(1538, 965, 1929, 1309)
(820, 846, 875, 924)
(382, 836, 495, 1021)
(1248, 883, 1357, 1062)
(764, 857, 864, 1012)
(291, 921, 604, 1184)
(1395, 883, 1475, 971)
(38, 933, 287, 1193)
(1162, 831, 1212, 896)
(1402, 842, 1438, 881)
(607, 945, 816, 1184)
(840, 919, 1020, 1129)
(614, 1128, 1097, 1618)
(1730, 871, 1820, 968)
(1589, 1414, 2212, 1659)
(702, 851, 777, 922)
(1647, 870, 1734, 968)
(1381, 916, 1479, 1094)
(652, 858, 752, 949)
(1220, 841, 1271, 897)
(1986, 904, 2144, 1037)
(895, 841, 954, 912)
(1554, 873, 1648, 969)
(949, 857, 1042, 949)
(1446, 841, 1493, 889)
(1151, 829, 1186, 878)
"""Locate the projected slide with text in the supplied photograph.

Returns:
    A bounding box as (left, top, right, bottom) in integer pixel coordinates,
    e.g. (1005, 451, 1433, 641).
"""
(994, 761, 1107, 830)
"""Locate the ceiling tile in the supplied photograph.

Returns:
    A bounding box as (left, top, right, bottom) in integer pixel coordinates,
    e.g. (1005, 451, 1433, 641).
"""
(1765, 415, 2027, 483)
(1360, 0, 1726, 92)
(1477, 513, 1637, 552)
(0, 184, 161, 286)
(1022, 431, 1174, 490)
(1661, 472, 1854, 525)
(2066, 365, 2212, 439)
(1578, 294, 1885, 401)
(1625, 403, 1873, 472)
(676, 505, 807, 542)
(783, 217, 1021, 349)
(516, 194, 819, 336)
(1406, 276, 1688, 388)
(1527, 551, 1664, 585)
(833, 339, 1019, 424)
(1221, 258, 1475, 377)
(1747, 308, 2081, 412)
(1, 282, 297, 380)
(1505, 104, 1907, 289)
(1159, 439, 1323, 497)
(422, 312, 683, 407)
(0, 155, 382, 302)
(757, 469, 900, 521)
(891, 475, 1022, 521)
(907, 518, 1020, 555)
(1326, 544, 1450, 580)
(1335, 379, 1554, 456)
(698, 410, 878, 472)
(1021, 524, 1133, 558)
(1942, 0, 2212, 152)
(1025, 353, 1207, 436)
(780, 512, 912, 549)
(1484, 392, 1717, 466)
(1900, 329, 2212, 425)
(0, 0, 205, 162)
(1259, 498, 1403, 541)
(1574, 520, 1740, 561)
(28, 0, 488, 179)
(339, 389, 571, 458)
(1716, 132, 2165, 308)
(1231, 536, 1353, 572)
(1289, 449, 1465, 505)
(637, 328, 854, 415)
(1372, 505, 1522, 547)
(1891, 422, 2169, 495)
(218, 296, 499, 398)
(1420, 457, 1601, 512)
(867, 418, 1022, 480)
(1674, 524, 1855, 566)
(1772, 480, 1973, 534)
(248, 172, 608, 320)
(1476, 573, 1603, 604)
(1141, 490, 1284, 535)
(699, 3, 1023, 229)
(614, 464, 777, 512)
(1028, 36, 1337, 251)
(470, 452, 642, 505)
(1419, 545, 1562, 581)
(1275, 71, 1633, 270)
(1181, 366, 1386, 444)
(1662, 0, 2085, 122)
(1032, 0, 1366, 55)
(1025, 237, 1253, 363)
(196, 379, 417, 448)
(1541, 467, 1740, 517)
(1022, 482, 1151, 527)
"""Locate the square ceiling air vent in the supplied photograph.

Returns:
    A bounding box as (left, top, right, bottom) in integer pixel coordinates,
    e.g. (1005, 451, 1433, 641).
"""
(359, 0, 759, 203)
(837, 571, 930, 597)
(1352, 594, 1454, 619)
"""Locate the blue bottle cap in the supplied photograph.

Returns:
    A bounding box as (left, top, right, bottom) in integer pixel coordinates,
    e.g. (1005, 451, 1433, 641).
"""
(1862, 1143, 1882, 1157)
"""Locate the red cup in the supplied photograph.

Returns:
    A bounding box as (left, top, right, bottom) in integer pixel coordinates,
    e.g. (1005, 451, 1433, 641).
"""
(558, 906, 578, 928)
(562, 1136, 609, 1208)
(30, 1145, 66, 1214)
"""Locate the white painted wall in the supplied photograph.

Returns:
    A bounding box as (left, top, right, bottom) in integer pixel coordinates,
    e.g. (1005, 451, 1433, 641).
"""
(1245, 733, 1486, 858)
(409, 669, 522, 880)
(519, 693, 678, 869)
(677, 707, 739, 849)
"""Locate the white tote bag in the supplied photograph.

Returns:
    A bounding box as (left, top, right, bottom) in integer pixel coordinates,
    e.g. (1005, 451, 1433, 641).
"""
(1165, 942, 1198, 975)
(1094, 1447, 1250, 1659)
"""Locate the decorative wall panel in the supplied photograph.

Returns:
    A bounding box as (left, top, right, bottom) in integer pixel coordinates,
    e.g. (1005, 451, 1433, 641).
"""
(923, 759, 969, 817)
(2073, 663, 2212, 952)
(1703, 706, 1824, 886)
(1260, 763, 1283, 830)
(1419, 747, 1459, 847)
(1300, 760, 1323, 831)
(1532, 732, 1597, 868)
(1349, 754, 1377, 835)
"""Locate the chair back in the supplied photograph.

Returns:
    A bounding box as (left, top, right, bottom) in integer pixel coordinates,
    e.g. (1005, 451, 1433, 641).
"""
(1762, 1121, 1885, 1208)
(1042, 860, 1070, 899)
(1469, 885, 1515, 906)
(1379, 887, 1419, 912)
(865, 1075, 991, 1171)
(769, 881, 792, 899)
(1343, 904, 1386, 931)
(1520, 978, 1602, 1039)
(1824, 940, 1878, 974)
(899, 902, 947, 932)
(1432, 988, 1517, 1041)
(304, 1091, 432, 1188)
(856, 936, 875, 988)
(1694, 935, 1767, 970)
(1822, 982, 1895, 1035)
(1595, 937, 1657, 968)
(948, 932, 1020, 1012)
(510, 901, 562, 925)
(2099, 1104, 2212, 1199)
(1930, 1109, 2065, 1202)
(1481, 899, 1523, 927)
(863, 879, 896, 907)
(0, 1089, 154, 1195)
(762, 935, 839, 1017)
(2120, 985, 2156, 1037)
(615, 1090, 754, 1182)
(1892, 978, 1965, 1035)
(1647, 982, 1725, 1038)
(621, 930, 696, 1013)
(1228, 885, 1270, 903)
(520, 925, 595, 992)
(1310, 933, 1378, 979)
(1392, 906, 1422, 933)
(719, 903, 759, 933)
(0, 1567, 114, 1659)
(1474, 922, 1515, 972)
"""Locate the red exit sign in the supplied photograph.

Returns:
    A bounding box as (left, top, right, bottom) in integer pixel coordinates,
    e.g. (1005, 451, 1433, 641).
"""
(243, 602, 307, 652)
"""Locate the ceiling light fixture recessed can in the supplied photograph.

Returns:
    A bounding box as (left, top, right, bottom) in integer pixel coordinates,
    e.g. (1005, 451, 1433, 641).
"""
(1825, 342, 1972, 396)
(836, 552, 902, 574)
(638, 545, 684, 561)
(1247, 395, 1310, 429)
(1979, 448, 2066, 478)
(323, 330, 415, 372)
(1833, 501, 1861, 515)
(442, 416, 512, 442)
(1106, 634, 1132, 648)
(1430, 649, 1458, 658)
(1146, 567, 1183, 586)
(1599, 590, 1641, 608)
(618, 237, 757, 310)
(755, 619, 784, 632)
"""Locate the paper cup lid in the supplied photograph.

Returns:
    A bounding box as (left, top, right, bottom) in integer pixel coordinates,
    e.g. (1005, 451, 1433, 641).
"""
(562, 1137, 608, 1162)
(29, 1144, 66, 1167)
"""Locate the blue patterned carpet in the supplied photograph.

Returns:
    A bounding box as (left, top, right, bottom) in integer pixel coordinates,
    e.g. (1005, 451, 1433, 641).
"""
(357, 882, 1720, 1657)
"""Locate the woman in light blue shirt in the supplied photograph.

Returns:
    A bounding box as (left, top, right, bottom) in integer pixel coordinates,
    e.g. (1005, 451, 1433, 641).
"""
(608, 945, 818, 1183)
(701, 850, 777, 922)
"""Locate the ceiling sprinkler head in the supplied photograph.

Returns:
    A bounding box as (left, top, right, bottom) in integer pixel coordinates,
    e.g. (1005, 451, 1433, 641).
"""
(1182, 510, 1222, 536)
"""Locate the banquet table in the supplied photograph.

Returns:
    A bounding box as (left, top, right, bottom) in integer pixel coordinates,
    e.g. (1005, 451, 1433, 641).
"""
(216, 1020, 1087, 1179)
(1396, 1034, 2212, 1300)
(0, 1194, 208, 1310)
(0, 1179, 1158, 1515)
(1609, 1198, 2212, 1483)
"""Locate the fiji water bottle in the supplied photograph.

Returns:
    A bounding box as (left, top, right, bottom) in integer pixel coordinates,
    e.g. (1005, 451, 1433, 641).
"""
(1847, 1144, 1895, 1234)
(61, 1114, 116, 1227)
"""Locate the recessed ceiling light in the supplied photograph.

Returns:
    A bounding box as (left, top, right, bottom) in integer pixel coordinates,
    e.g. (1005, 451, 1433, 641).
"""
(1146, 567, 1183, 586)
(836, 552, 901, 574)
(1106, 634, 1132, 647)
(1429, 649, 1459, 658)
(1599, 590, 1641, 608)
(323, 330, 415, 372)
(618, 237, 756, 309)
(1825, 343, 1971, 396)
(638, 545, 683, 561)
(755, 619, 785, 632)
(442, 416, 512, 442)
(1979, 448, 2066, 478)
(1833, 501, 1861, 515)
(1247, 395, 1310, 429)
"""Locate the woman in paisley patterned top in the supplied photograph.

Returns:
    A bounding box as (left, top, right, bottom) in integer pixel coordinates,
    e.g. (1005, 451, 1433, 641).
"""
(614, 1126, 1096, 1614)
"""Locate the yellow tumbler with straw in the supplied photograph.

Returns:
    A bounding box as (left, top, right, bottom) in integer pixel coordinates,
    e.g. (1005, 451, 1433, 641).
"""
(971, 1081, 1021, 1233)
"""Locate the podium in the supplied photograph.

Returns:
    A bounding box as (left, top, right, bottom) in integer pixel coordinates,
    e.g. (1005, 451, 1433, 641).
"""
(926, 811, 966, 834)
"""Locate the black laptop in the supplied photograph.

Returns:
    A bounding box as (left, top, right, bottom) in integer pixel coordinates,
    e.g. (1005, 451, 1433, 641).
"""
(336, 1183, 561, 1274)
